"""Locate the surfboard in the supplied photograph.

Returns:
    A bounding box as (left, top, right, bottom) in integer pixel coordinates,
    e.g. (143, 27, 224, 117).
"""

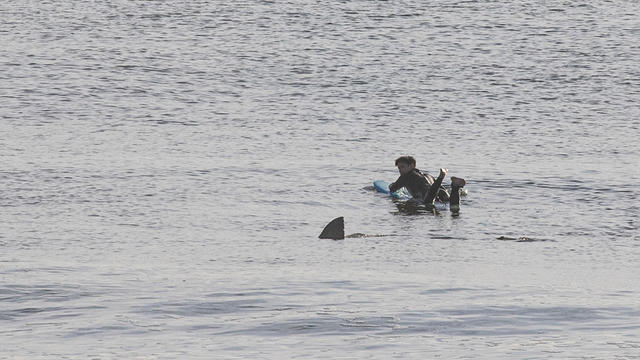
(373, 180, 448, 210)
(373, 180, 411, 199)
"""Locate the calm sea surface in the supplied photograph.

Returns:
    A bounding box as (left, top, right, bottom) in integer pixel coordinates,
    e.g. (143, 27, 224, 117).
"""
(1, 1, 639, 358)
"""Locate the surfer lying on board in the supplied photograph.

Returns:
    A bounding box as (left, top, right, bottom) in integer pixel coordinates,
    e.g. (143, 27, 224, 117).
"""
(389, 155, 466, 212)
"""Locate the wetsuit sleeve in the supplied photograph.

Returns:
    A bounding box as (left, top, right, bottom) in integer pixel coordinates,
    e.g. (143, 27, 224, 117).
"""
(389, 174, 407, 192)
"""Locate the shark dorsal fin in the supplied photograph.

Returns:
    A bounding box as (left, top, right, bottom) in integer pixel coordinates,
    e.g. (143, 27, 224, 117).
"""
(319, 217, 344, 240)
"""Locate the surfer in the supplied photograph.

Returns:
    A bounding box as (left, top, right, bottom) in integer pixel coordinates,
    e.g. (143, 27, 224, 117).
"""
(318, 156, 467, 239)
(389, 155, 466, 213)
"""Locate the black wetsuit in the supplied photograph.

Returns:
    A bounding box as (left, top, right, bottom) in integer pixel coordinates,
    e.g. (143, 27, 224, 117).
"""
(389, 168, 450, 203)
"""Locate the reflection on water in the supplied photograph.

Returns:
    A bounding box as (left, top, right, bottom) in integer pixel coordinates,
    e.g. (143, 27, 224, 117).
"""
(392, 199, 439, 216)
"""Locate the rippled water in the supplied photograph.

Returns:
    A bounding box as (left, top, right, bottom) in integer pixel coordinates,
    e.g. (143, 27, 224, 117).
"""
(1, 1, 639, 358)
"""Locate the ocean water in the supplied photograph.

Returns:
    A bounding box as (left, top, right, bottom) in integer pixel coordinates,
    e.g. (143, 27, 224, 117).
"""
(1, 0, 639, 358)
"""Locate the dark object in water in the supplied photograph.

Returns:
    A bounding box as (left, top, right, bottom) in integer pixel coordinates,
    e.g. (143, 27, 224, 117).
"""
(319, 217, 398, 239)
(319, 217, 344, 240)
(496, 235, 554, 242)
(346, 233, 398, 238)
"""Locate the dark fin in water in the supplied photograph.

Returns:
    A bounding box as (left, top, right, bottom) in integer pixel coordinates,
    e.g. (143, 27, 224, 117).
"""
(319, 217, 344, 240)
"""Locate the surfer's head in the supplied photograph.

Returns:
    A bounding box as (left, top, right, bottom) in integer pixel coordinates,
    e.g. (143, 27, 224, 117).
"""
(395, 155, 416, 175)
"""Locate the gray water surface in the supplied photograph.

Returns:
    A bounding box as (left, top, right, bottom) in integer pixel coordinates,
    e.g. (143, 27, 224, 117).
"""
(1, 1, 639, 358)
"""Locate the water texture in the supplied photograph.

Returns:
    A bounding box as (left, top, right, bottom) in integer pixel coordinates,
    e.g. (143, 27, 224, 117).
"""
(1, 1, 639, 358)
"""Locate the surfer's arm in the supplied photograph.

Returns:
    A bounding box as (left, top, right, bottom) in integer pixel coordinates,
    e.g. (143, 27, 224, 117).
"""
(389, 175, 406, 192)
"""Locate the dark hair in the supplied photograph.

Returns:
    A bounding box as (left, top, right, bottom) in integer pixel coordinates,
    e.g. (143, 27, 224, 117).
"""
(395, 155, 416, 166)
